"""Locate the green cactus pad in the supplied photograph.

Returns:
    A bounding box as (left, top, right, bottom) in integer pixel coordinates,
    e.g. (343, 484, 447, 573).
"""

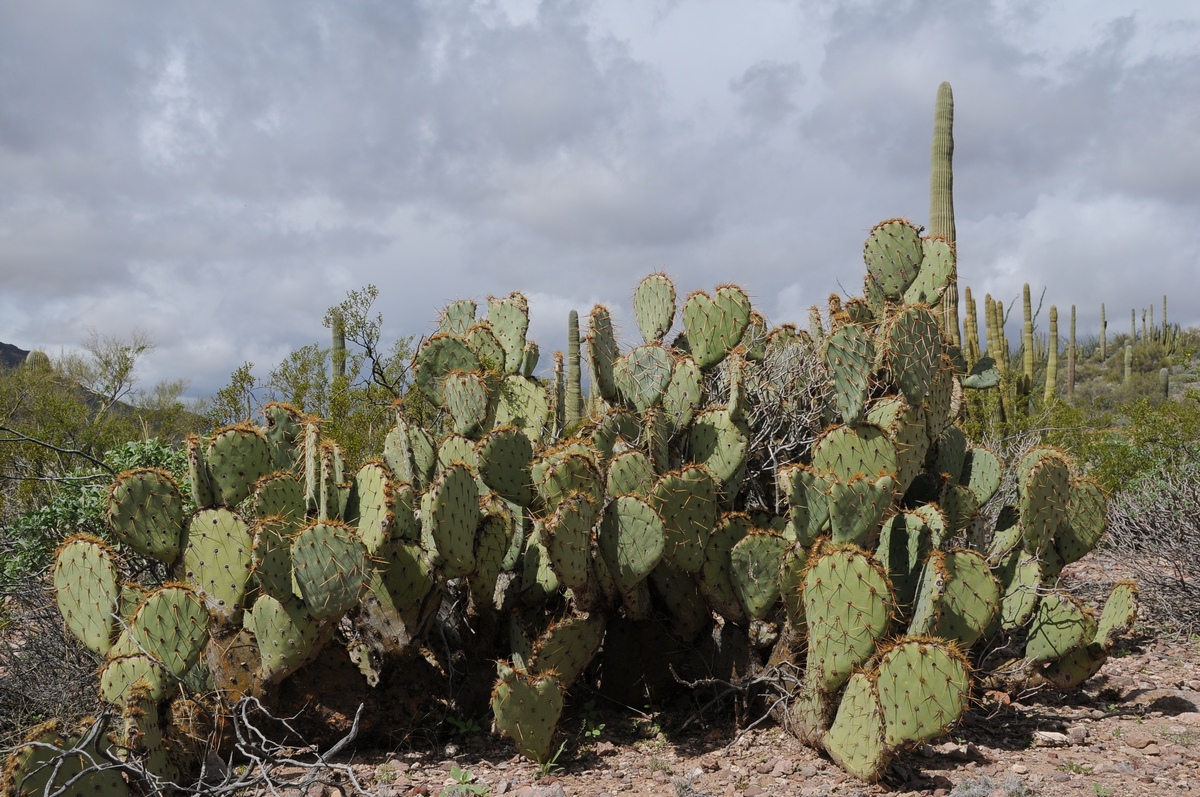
(52, 535, 120, 657)
(535, 448, 603, 513)
(487, 292, 530, 374)
(477, 425, 535, 507)
(995, 548, 1042, 631)
(521, 341, 539, 378)
(247, 593, 324, 684)
(443, 370, 492, 437)
(1095, 580, 1138, 649)
(105, 468, 185, 565)
(491, 665, 565, 763)
(129, 585, 209, 677)
(521, 527, 561, 605)
(1026, 591, 1095, 664)
(923, 356, 958, 439)
(662, 354, 703, 432)
(824, 672, 889, 782)
(960, 446, 1002, 505)
(345, 461, 394, 555)
(633, 272, 676, 344)
(910, 550, 998, 648)
(471, 504, 513, 609)
(373, 538, 436, 614)
(866, 397, 929, 496)
(532, 614, 605, 687)
(689, 408, 750, 496)
(384, 417, 437, 491)
(207, 424, 274, 507)
(650, 466, 718, 573)
(811, 424, 898, 484)
(935, 425, 968, 483)
(183, 507, 253, 622)
(2, 720, 130, 797)
(493, 374, 550, 440)
(880, 305, 943, 407)
(187, 433, 216, 509)
(414, 334, 482, 406)
(1054, 478, 1106, 566)
(730, 529, 789, 619)
(587, 305, 620, 403)
(904, 235, 955, 307)
(421, 463, 482, 577)
(263, 401, 306, 472)
(778, 544, 810, 629)
(318, 439, 349, 521)
(436, 434, 479, 478)
(99, 653, 167, 704)
(544, 493, 598, 593)
(875, 512, 933, 613)
(251, 516, 296, 600)
(464, 321, 506, 371)
(613, 344, 674, 413)
(598, 496, 665, 593)
(607, 450, 657, 498)
(941, 484, 981, 537)
(863, 218, 923, 300)
(803, 545, 893, 693)
(1019, 448, 1072, 555)
(828, 473, 896, 548)
(743, 311, 768, 361)
(392, 480, 420, 541)
(291, 521, 370, 619)
(876, 638, 971, 747)
(437, 298, 478, 336)
(252, 471, 306, 526)
(681, 285, 752, 369)
(1040, 642, 1108, 690)
(824, 323, 875, 425)
(779, 464, 831, 546)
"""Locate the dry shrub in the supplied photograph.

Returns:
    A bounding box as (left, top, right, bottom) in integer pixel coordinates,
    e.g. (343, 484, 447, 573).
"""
(0, 576, 102, 747)
(1105, 464, 1200, 633)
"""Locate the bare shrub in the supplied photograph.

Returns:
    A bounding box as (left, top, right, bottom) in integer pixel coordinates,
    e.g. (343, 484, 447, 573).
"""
(0, 576, 102, 747)
(1105, 465, 1200, 633)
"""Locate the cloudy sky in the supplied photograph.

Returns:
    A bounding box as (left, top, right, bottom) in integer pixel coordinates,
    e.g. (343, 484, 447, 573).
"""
(2, 0, 1198, 399)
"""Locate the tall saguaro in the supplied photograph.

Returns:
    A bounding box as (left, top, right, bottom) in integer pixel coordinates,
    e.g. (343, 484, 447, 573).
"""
(930, 81, 959, 346)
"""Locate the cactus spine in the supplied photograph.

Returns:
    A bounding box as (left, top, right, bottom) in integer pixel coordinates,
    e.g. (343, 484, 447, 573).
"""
(929, 81, 959, 345)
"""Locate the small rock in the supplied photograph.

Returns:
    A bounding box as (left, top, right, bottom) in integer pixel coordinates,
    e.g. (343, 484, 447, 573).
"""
(1125, 730, 1156, 749)
(755, 761, 774, 774)
(1052, 772, 1071, 782)
(744, 788, 765, 797)
(1145, 743, 1163, 756)
(798, 766, 817, 777)
(1011, 763, 1029, 774)
(495, 781, 510, 794)
(650, 770, 669, 783)
(1033, 730, 1070, 746)
(594, 741, 618, 757)
(771, 759, 794, 776)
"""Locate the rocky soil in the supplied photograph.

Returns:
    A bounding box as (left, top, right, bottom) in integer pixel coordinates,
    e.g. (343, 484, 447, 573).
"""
(251, 552, 1200, 797)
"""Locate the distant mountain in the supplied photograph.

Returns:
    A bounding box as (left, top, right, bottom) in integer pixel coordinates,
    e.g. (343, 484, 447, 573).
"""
(0, 341, 31, 369)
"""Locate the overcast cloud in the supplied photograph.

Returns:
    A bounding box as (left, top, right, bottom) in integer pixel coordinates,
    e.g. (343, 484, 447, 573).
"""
(1, 0, 1197, 397)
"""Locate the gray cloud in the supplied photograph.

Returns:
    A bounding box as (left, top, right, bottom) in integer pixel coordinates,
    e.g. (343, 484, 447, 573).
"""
(1, 0, 1198, 397)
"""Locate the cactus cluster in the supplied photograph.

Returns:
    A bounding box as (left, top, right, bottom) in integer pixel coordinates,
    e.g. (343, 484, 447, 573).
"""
(5, 220, 1137, 793)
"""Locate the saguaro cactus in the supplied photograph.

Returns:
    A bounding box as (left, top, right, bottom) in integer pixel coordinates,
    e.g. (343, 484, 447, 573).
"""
(929, 81, 959, 346)
(1022, 285, 1034, 397)
(1044, 306, 1058, 404)
(1068, 305, 1076, 398)
(566, 310, 583, 426)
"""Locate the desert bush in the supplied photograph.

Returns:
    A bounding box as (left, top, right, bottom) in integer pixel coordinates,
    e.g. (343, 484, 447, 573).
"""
(1106, 462, 1200, 633)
